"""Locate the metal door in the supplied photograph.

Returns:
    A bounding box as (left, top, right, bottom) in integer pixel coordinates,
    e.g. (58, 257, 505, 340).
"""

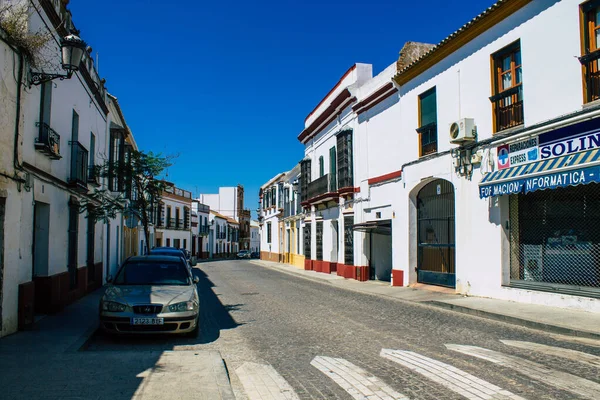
(417, 179, 456, 288)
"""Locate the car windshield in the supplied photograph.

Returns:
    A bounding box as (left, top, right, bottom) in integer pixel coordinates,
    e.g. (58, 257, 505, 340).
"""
(239, 250, 249, 254)
(150, 250, 183, 257)
(114, 261, 190, 286)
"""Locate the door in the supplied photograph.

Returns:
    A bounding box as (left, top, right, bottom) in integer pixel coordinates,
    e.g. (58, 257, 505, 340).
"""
(33, 202, 50, 278)
(416, 179, 456, 288)
(331, 220, 338, 263)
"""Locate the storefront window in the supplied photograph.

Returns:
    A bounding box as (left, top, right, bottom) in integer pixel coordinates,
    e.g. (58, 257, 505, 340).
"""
(509, 184, 600, 295)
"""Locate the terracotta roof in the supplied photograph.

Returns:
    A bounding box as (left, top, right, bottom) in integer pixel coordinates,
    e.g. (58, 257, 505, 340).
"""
(394, 0, 530, 84)
(210, 210, 227, 220)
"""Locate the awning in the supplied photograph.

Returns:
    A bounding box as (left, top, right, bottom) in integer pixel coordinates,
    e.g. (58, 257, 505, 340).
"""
(352, 220, 392, 235)
(479, 148, 600, 198)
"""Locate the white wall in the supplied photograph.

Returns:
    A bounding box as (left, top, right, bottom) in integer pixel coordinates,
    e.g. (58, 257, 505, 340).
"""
(388, 0, 600, 311)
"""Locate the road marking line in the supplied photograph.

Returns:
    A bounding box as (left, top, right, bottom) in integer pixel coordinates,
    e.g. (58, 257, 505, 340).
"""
(235, 362, 300, 400)
(500, 340, 600, 368)
(446, 344, 600, 400)
(311, 355, 409, 400)
(380, 349, 525, 400)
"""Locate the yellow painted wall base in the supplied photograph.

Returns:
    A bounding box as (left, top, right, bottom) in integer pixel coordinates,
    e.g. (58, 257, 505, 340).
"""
(290, 253, 305, 269)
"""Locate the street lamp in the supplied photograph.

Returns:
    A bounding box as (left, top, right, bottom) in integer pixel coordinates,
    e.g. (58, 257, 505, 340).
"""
(30, 33, 87, 86)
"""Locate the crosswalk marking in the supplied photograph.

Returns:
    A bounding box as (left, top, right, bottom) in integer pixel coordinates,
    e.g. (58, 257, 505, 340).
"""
(446, 344, 600, 400)
(500, 340, 600, 368)
(235, 362, 300, 400)
(311, 356, 409, 400)
(380, 349, 524, 400)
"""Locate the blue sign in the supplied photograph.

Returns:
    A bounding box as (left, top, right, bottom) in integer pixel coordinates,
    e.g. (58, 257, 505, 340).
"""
(479, 166, 600, 199)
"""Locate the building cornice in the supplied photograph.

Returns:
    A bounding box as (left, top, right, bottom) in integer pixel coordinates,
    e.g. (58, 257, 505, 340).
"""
(353, 82, 398, 115)
(304, 64, 357, 123)
(298, 89, 356, 144)
(393, 0, 532, 86)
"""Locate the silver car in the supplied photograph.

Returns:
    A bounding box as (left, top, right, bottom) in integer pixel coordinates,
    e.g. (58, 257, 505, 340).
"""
(99, 255, 200, 336)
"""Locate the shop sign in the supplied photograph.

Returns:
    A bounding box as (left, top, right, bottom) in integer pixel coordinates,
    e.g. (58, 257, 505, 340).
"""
(539, 129, 600, 160)
(479, 165, 600, 198)
(497, 137, 539, 170)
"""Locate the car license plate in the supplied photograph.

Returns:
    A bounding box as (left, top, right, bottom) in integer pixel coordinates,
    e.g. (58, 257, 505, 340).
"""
(131, 317, 164, 325)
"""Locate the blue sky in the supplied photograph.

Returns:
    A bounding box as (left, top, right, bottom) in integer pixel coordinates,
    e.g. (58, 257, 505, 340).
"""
(70, 0, 492, 218)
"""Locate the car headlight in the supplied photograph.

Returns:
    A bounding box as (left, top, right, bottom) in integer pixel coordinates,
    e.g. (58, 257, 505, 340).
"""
(168, 301, 198, 312)
(101, 301, 127, 312)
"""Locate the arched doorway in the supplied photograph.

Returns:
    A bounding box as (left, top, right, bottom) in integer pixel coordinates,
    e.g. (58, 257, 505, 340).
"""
(416, 179, 456, 288)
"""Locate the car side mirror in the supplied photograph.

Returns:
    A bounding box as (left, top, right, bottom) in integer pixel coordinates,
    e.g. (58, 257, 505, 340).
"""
(193, 276, 200, 284)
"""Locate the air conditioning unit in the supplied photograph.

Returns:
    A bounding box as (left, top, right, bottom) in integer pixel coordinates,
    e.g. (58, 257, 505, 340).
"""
(449, 118, 476, 144)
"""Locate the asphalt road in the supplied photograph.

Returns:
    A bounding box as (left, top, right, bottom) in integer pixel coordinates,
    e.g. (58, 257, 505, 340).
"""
(86, 260, 600, 400)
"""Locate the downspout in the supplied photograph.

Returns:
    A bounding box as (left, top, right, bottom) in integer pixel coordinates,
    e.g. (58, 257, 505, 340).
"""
(13, 52, 24, 172)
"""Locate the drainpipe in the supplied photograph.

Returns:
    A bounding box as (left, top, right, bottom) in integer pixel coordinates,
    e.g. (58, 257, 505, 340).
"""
(13, 52, 24, 172)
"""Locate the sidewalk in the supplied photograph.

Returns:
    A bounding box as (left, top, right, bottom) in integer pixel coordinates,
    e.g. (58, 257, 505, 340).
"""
(250, 260, 600, 340)
(0, 288, 234, 400)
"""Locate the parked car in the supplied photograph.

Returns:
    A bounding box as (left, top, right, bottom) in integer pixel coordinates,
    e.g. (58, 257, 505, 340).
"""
(150, 247, 196, 270)
(236, 250, 251, 259)
(99, 255, 200, 336)
(250, 251, 259, 259)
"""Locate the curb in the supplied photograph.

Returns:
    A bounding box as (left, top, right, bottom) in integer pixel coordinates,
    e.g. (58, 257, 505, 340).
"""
(426, 300, 600, 340)
(251, 260, 600, 340)
(66, 322, 100, 353)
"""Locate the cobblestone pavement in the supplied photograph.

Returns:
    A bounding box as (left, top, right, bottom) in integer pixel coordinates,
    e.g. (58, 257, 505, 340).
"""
(86, 260, 600, 399)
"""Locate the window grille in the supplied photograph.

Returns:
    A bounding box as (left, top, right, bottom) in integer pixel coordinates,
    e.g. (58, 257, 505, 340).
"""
(509, 184, 600, 297)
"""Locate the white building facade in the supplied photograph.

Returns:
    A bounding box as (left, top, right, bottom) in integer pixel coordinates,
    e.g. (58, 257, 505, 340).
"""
(272, 0, 600, 312)
(387, 0, 600, 312)
(0, 0, 132, 336)
(258, 173, 286, 262)
(250, 220, 260, 253)
(155, 184, 192, 251)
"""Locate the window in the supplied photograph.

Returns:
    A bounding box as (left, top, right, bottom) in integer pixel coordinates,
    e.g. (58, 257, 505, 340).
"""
(329, 146, 336, 190)
(68, 199, 79, 289)
(174, 238, 181, 248)
(167, 206, 172, 227)
(88, 133, 96, 183)
(337, 130, 353, 189)
(417, 88, 437, 156)
(40, 81, 52, 126)
(267, 222, 272, 243)
(108, 129, 125, 191)
(316, 221, 323, 261)
(319, 156, 324, 177)
(300, 159, 311, 203)
(490, 41, 523, 132)
(581, 1, 600, 102)
(166, 238, 171, 247)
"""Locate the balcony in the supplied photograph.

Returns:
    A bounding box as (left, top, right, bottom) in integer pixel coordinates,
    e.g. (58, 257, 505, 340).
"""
(67, 142, 89, 193)
(167, 219, 176, 229)
(197, 203, 210, 213)
(35, 122, 61, 160)
(175, 218, 184, 230)
(490, 85, 524, 132)
(581, 49, 600, 103)
(306, 174, 337, 203)
(164, 186, 192, 199)
(87, 164, 101, 186)
(199, 226, 210, 235)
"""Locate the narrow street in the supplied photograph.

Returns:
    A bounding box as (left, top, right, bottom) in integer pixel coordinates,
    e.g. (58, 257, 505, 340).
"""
(85, 260, 600, 400)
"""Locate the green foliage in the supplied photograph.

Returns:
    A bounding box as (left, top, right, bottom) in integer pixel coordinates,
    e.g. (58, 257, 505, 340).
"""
(0, 2, 52, 68)
(80, 150, 173, 226)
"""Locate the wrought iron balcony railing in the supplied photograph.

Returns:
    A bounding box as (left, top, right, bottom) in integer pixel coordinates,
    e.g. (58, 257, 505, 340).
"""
(307, 174, 337, 201)
(167, 219, 176, 229)
(581, 49, 600, 103)
(87, 164, 101, 186)
(68, 142, 88, 192)
(490, 85, 524, 132)
(35, 122, 61, 160)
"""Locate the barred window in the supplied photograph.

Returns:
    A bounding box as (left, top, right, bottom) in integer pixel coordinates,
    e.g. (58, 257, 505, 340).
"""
(509, 184, 600, 296)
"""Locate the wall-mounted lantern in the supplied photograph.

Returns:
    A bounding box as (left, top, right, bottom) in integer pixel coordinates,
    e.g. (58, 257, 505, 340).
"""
(29, 34, 87, 86)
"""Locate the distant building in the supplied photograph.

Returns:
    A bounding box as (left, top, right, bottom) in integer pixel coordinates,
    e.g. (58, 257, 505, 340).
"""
(154, 183, 193, 251)
(250, 220, 260, 253)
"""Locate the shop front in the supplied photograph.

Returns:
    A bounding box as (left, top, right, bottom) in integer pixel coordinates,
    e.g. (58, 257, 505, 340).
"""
(480, 118, 600, 298)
